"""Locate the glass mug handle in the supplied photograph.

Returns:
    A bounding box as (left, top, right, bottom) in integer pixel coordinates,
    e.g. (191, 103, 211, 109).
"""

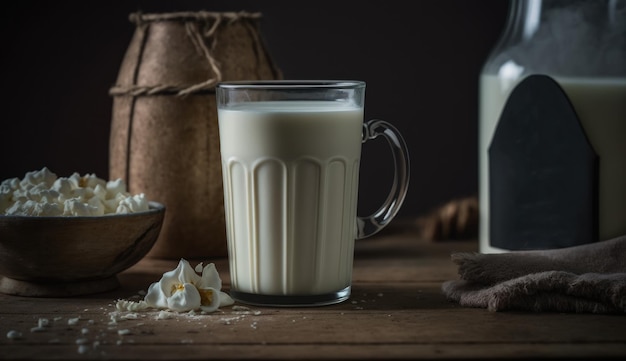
(357, 119, 410, 239)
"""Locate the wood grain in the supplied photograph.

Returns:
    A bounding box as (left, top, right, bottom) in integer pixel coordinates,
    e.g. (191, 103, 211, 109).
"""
(1, 223, 625, 360)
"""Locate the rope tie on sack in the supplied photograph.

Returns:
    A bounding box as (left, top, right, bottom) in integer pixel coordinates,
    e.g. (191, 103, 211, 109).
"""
(108, 11, 262, 97)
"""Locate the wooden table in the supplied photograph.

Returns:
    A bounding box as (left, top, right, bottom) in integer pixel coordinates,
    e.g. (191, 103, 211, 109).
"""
(2, 221, 625, 360)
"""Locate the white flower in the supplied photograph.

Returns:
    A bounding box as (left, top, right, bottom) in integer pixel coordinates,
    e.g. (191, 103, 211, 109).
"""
(143, 259, 233, 313)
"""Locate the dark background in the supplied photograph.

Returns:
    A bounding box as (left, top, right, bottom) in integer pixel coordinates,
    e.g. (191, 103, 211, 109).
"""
(1, 1, 509, 220)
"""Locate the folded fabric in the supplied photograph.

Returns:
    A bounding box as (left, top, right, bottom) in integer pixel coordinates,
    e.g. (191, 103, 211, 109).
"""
(442, 235, 626, 314)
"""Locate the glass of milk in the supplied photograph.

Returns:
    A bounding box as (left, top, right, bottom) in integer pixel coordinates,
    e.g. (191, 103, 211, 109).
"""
(216, 80, 410, 306)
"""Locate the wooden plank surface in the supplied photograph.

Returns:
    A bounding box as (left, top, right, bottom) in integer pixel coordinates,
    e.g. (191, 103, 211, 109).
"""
(1, 222, 625, 360)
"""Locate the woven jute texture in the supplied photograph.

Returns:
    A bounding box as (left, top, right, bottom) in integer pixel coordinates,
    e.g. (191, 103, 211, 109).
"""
(109, 11, 282, 259)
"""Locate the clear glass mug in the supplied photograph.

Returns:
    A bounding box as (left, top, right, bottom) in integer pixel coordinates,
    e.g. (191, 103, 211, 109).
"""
(216, 80, 410, 306)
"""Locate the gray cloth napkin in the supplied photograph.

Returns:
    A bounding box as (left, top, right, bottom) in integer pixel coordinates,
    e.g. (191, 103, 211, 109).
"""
(442, 235, 626, 314)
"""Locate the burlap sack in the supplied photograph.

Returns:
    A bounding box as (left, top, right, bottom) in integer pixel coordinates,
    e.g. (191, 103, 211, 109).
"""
(109, 11, 282, 259)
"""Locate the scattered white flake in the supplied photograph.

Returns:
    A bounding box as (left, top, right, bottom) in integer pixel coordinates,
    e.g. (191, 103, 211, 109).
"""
(351, 300, 358, 304)
(220, 316, 243, 325)
(354, 306, 364, 310)
(232, 305, 251, 311)
(53, 317, 63, 322)
(81, 328, 89, 335)
(68, 317, 80, 326)
(181, 339, 194, 344)
(115, 299, 148, 312)
(75, 338, 89, 345)
(78, 345, 90, 354)
(117, 329, 132, 336)
(156, 310, 176, 320)
(121, 313, 140, 320)
(38, 318, 50, 328)
(6, 330, 23, 340)
(116, 340, 123, 346)
(30, 327, 46, 333)
(88, 319, 95, 324)
(377, 293, 384, 297)
(93, 341, 101, 349)
(250, 321, 258, 329)
(108, 313, 119, 325)
(233, 310, 251, 315)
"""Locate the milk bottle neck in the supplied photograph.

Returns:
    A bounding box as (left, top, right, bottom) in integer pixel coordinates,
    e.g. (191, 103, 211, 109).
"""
(483, 0, 626, 79)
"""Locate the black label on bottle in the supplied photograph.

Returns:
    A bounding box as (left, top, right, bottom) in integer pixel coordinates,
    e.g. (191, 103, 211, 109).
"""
(489, 74, 598, 250)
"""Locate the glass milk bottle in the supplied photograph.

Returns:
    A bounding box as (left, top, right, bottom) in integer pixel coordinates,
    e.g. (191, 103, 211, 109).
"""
(479, 0, 626, 253)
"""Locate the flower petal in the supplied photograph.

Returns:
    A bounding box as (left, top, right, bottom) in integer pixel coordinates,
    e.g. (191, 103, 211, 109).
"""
(198, 287, 220, 313)
(194, 262, 204, 273)
(157, 260, 190, 297)
(144, 282, 169, 309)
(198, 263, 222, 290)
(142, 259, 230, 313)
(176, 259, 202, 285)
(219, 292, 235, 307)
(167, 283, 201, 312)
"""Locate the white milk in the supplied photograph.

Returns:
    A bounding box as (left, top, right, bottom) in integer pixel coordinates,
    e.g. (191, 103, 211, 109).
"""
(479, 74, 626, 253)
(218, 101, 363, 296)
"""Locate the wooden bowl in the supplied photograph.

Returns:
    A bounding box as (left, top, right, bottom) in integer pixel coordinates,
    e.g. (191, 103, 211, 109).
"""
(0, 201, 165, 297)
